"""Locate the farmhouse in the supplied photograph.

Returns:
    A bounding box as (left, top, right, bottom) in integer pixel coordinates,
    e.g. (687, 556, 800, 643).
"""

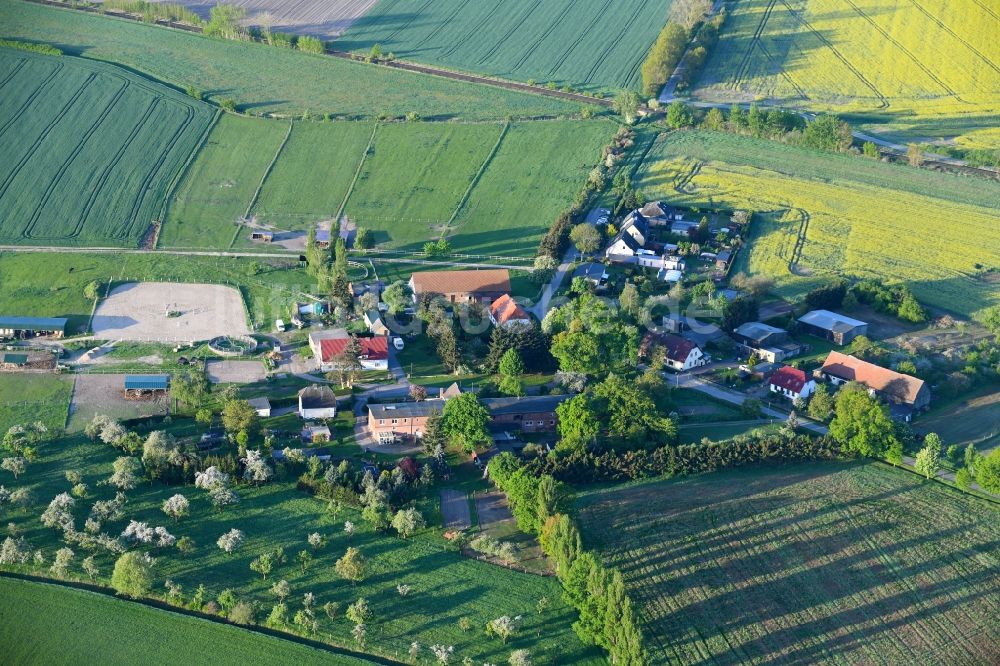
(298, 385, 337, 419)
(123, 374, 169, 398)
(316, 336, 389, 372)
(364, 310, 390, 336)
(768, 365, 816, 401)
(606, 212, 649, 262)
(817, 351, 930, 420)
(639, 201, 685, 226)
(573, 262, 609, 288)
(368, 401, 443, 444)
(489, 294, 531, 328)
(732, 322, 804, 363)
(247, 397, 271, 418)
(409, 269, 510, 304)
(639, 332, 707, 371)
(482, 395, 569, 434)
(0, 316, 68, 340)
(797, 310, 869, 345)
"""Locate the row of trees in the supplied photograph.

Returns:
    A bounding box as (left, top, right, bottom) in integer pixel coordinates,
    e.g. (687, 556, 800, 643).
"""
(488, 457, 647, 664)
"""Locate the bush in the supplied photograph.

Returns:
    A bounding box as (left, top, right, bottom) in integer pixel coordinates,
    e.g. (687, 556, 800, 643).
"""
(297, 36, 325, 54)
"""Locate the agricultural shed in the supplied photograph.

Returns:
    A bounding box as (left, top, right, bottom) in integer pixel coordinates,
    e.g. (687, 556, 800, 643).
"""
(0, 352, 29, 369)
(408, 269, 510, 304)
(123, 374, 170, 398)
(0, 316, 68, 339)
(298, 385, 337, 419)
(247, 397, 272, 418)
(797, 310, 869, 345)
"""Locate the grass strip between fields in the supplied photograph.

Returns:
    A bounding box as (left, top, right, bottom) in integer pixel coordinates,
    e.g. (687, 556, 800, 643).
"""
(335, 122, 380, 222)
(440, 121, 510, 240)
(229, 119, 294, 249)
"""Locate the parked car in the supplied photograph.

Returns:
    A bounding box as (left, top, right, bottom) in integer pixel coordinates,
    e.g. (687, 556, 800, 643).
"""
(392, 337, 404, 351)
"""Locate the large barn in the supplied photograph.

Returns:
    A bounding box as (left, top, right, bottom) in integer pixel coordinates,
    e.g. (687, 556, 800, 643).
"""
(0, 316, 68, 339)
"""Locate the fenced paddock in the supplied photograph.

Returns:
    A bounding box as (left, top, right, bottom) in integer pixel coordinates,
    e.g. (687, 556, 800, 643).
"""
(67, 373, 168, 431)
(91, 282, 251, 342)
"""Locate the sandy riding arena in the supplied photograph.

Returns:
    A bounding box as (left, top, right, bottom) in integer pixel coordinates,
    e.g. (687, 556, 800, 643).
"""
(92, 283, 251, 342)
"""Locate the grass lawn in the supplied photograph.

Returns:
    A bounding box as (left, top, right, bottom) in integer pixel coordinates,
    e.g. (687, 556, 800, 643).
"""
(0, 48, 215, 248)
(162, 114, 288, 249)
(0, 373, 73, 433)
(677, 420, 781, 444)
(0, 577, 381, 665)
(636, 131, 1000, 319)
(913, 382, 1000, 451)
(0, 0, 579, 121)
(577, 461, 1000, 665)
(338, 0, 673, 93)
(0, 252, 317, 333)
(0, 430, 601, 665)
(691, 0, 1000, 145)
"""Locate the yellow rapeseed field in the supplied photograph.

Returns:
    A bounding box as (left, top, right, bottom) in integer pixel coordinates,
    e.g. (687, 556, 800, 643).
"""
(694, 0, 1000, 144)
(636, 132, 1000, 319)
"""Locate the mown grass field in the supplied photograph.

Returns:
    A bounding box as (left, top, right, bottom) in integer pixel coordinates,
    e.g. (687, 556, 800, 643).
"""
(577, 462, 1000, 665)
(338, 0, 672, 92)
(0, 48, 215, 247)
(635, 131, 1000, 319)
(164, 117, 611, 257)
(161, 114, 288, 249)
(0, 578, 381, 665)
(691, 0, 1000, 145)
(0, 432, 601, 665)
(0, 0, 578, 121)
(0, 252, 317, 332)
(914, 383, 1000, 452)
(0, 374, 72, 433)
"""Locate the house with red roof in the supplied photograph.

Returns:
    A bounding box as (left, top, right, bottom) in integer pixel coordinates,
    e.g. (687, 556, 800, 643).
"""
(309, 330, 388, 372)
(488, 294, 532, 328)
(639, 332, 707, 371)
(768, 365, 816, 402)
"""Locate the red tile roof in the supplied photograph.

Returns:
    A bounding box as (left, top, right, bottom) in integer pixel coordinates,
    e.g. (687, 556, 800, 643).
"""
(409, 269, 510, 297)
(640, 332, 698, 363)
(489, 294, 531, 325)
(820, 351, 926, 405)
(319, 336, 388, 363)
(769, 365, 809, 394)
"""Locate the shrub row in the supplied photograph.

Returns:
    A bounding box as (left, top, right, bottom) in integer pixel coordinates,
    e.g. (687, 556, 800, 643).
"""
(640, 23, 688, 97)
(0, 39, 62, 56)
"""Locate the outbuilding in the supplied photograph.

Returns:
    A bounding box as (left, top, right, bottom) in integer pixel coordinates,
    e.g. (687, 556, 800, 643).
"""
(298, 385, 337, 419)
(123, 374, 170, 398)
(797, 310, 869, 345)
(247, 397, 272, 418)
(0, 316, 68, 340)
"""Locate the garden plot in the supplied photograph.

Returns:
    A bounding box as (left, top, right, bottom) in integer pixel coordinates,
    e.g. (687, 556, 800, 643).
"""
(92, 282, 250, 342)
(67, 373, 168, 431)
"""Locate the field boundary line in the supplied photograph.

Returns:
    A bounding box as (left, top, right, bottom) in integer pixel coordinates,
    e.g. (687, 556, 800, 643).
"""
(439, 121, 510, 240)
(158, 107, 221, 248)
(335, 122, 380, 223)
(0, 573, 401, 665)
(230, 118, 294, 249)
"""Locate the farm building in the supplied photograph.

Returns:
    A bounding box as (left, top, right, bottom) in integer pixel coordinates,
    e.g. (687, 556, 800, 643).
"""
(733, 322, 804, 363)
(0, 352, 28, 370)
(315, 228, 332, 248)
(311, 335, 388, 372)
(639, 201, 686, 226)
(250, 230, 274, 243)
(301, 423, 332, 443)
(573, 262, 608, 288)
(768, 366, 816, 402)
(247, 397, 272, 418)
(0, 350, 57, 371)
(606, 212, 649, 263)
(488, 294, 531, 328)
(482, 395, 569, 434)
(368, 401, 443, 444)
(409, 269, 510, 304)
(364, 310, 390, 336)
(817, 351, 930, 420)
(797, 310, 869, 345)
(298, 385, 337, 419)
(0, 316, 68, 340)
(671, 220, 700, 236)
(715, 250, 733, 270)
(123, 374, 170, 398)
(639, 332, 708, 371)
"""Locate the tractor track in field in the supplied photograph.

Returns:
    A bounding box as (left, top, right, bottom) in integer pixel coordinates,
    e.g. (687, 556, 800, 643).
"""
(508, 1, 577, 74)
(0, 72, 95, 206)
(971, 0, 1000, 22)
(20, 77, 130, 239)
(842, 0, 963, 102)
(381, 0, 434, 45)
(115, 102, 198, 242)
(0, 61, 64, 139)
(757, 41, 809, 101)
(732, 0, 779, 89)
(673, 160, 702, 194)
(544, 0, 614, 78)
(416, 0, 475, 55)
(788, 208, 810, 273)
(905, 0, 1000, 76)
(0, 58, 27, 92)
(778, 0, 889, 109)
(579, 0, 648, 86)
(475, 0, 542, 65)
(440, 0, 507, 60)
(64, 98, 160, 242)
